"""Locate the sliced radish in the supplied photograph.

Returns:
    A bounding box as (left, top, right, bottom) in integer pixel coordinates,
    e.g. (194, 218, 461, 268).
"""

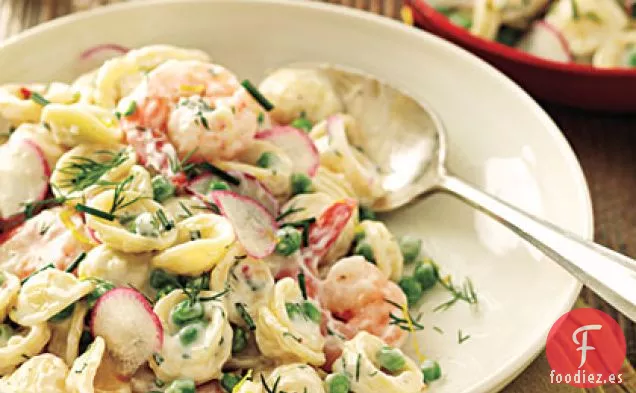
(211, 190, 278, 258)
(187, 171, 278, 216)
(517, 21, 573, 63)
(0, 138, 50, 220)
(91, 287, 163, 376)
(80, 43, 130, 60)
(255, 126, 320, 177)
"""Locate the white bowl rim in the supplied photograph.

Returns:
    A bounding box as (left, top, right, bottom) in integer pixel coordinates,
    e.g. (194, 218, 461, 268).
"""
(0, 0, 595, 391)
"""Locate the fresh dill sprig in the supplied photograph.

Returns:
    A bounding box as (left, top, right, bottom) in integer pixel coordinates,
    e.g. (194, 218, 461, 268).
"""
(385, 298, 425, 331)
(236, 302, 256, 331)
(458, 329, 471, 344)
(199, 287, 231, 302)
(57, 149, 127, 192)
(276, 205, 305, 221)
(434, 276, 478, 312)
(261, 375, 281, 393)
(21, 263, 55, 285)
(297, 272, 307, 300)
(65, 252, 86, 273)
(23, 195, 70, 219)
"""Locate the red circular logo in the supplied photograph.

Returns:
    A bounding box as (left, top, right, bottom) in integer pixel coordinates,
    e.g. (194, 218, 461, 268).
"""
(546, 308, 626, 388)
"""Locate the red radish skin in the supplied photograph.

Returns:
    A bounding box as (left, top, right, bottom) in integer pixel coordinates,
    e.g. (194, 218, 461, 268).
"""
(211, 190, 278, 258)
(525, 21, 574, 63)
(255, 126, 320, 177)
(80, 44, 130, 60)
(91, 288, 163, 376)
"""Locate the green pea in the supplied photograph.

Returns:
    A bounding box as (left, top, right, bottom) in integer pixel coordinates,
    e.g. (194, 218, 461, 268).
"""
(302, 301, 322, 324)
(86, 280, 115, 308)
(354, 241, 375, 263)
(448, 12, 472, 29)
(285, 302, 302, 319)
(398, 236, 422, 264)
(150, 269, 179, 289)
(49, 303, 75, 323)
(165, 378, 196, 393)
(232, 326, 249, 353)
(221, 373, 242, 393)
(628, 50, 636, 67)
(171, 300, 205, 326)
(275, 226, 302, 256)
(290, 173, 313, 195)
(209, 181, 231, 191)
(414, 261, 438, 291)
(0, 324, 14, 344)
(179, 324, 201, 346)
(256, 152, 276, 168)
(421, 359, 442, 383)
(376, 346, 406, 373)
(326, 373, 350, 393)
(152, 175, 176, 203)
(358, 205, 376, 221)
(291, 117, 313, 132)
(398, 276, 423, 306)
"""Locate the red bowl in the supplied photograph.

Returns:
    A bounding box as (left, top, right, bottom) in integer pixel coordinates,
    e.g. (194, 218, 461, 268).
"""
(406, 0, 636, 112)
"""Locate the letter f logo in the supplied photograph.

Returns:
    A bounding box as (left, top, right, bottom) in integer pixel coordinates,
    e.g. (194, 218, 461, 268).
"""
(572, 324, 602, 368)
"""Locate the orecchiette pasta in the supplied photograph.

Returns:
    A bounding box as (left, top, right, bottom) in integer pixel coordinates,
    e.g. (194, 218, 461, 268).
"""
(258, 67, 343, 124)
(310, 114, 385, 206)
(152, 213, 235, 275)
(280, 193, 357, 267)
(149, 290, 232, 383)
(0, 82, 77, 124)
(219, 140, 293, 200)
(10, 269, 94, 326)
(50, 144, 137, 202)
(160, 196, 207, 223)
(470, 0, 503, 40)
(42, 103, 123, 147)
(264, 364, 326, 393)
(311, 167, 356, 200)
(255, 278, 325, 366)
(48, 301, 89, 365)
(78, 245, 151, 290)
(125, 165, 154, 198)
(0, 271, 20, 321)
(66, 336, 105, 393)
(0, 324, 51, 375)
(332, 332, 424, 393)
(85, 190, 178, 253)
(356, 220, 403, 281)
(234, 379, 263, 393)
(593, 31, 636, 68)
(0, 354, 69, 393)
(210, 243, 275, 327)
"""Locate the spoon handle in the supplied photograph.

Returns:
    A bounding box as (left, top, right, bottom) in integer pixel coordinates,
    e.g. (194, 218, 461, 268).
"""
(439, 174, 636, 322)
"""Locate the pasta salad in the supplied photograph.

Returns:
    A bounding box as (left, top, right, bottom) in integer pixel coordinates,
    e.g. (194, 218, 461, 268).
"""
(0, 45, 472, 393)
(429, 0, 636, 68)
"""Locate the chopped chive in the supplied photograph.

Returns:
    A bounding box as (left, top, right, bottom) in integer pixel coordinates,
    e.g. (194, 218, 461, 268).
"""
(65, 252, 86, 273)
(21, 263, 54, 285)
(199, 115, 210, 130)
(155, 210, 174, 231)
(276, 206, 305, 221)
(458, 329, 471, 344)
(235, 302, 256, 330)
(76, 204, 115, 221)
(355, 353, 362, 381)
(123, 100, 137, 116)
(178, 201, 193, 217)
(30, 91, 50, 106)
(197, 162, 240, 185)
(199, 287, 230, 302)
(298, 272, 307, 300)
(241, 80, 274, 111)
(190, 230, 202, 241)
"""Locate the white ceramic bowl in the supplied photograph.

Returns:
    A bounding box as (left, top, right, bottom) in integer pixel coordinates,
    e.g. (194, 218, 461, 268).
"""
(0, 1, 593, 392)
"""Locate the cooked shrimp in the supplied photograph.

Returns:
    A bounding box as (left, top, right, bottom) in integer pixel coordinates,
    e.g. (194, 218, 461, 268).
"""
(321, 256, 408, 347)
(121, 59, 270, 163)
(0, 207, 92, 279)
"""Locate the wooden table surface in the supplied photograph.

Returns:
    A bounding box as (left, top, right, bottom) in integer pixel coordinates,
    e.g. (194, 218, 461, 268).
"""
(0, 0, 635, 392)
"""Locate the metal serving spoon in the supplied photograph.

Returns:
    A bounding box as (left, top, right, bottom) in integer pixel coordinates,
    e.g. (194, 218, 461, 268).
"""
(313, 66, 636, 321)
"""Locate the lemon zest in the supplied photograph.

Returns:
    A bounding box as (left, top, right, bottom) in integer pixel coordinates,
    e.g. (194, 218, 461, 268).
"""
(232, 369, 253, 393)
(59, 208, 97, 246)
(401, 302, 426, 362)
(180, 84, 205, 94)
(401, 5, 414, 26)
